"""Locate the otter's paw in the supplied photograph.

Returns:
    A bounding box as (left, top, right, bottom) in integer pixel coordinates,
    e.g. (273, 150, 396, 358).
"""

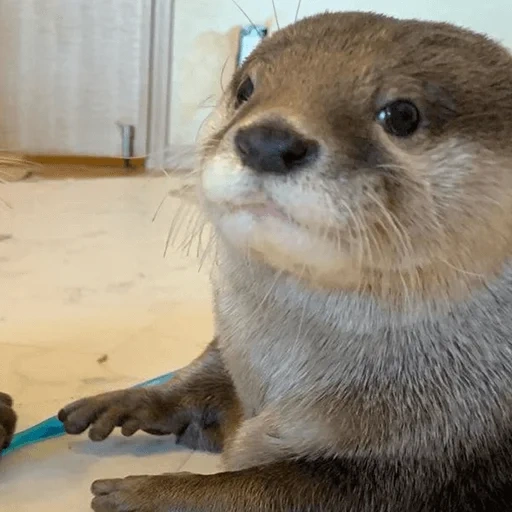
(0, 392, 17, 451)
(91, 475, 189, 512)
(58, 389, 176, 442)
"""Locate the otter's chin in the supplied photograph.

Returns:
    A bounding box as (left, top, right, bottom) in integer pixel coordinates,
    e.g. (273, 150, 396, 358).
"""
(215, 208, 351, 279)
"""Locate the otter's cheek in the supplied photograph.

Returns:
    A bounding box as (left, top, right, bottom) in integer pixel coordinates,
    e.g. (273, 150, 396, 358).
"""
(201, 154, 260, 205)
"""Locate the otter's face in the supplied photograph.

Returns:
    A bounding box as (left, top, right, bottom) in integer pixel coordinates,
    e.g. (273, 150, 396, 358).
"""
(199, 12, 512, 292)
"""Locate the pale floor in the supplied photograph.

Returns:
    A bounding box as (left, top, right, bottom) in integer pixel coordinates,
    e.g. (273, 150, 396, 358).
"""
(0, 175, 221, 511)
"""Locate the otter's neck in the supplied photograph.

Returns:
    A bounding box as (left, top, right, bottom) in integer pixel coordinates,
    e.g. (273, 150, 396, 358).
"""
(217, 245, 512, 392)
(220, 243, 512, 330)
(215, 247, 512, 458)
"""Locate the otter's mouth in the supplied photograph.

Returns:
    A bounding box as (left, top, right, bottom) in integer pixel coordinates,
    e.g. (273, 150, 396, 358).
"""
(228, 201, 288, 220)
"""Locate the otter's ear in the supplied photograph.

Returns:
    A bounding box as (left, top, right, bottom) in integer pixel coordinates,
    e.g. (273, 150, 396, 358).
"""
(423, 82, 457, 132)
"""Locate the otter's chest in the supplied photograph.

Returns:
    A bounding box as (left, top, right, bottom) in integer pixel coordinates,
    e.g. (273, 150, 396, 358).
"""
(214, 284, 351, 419)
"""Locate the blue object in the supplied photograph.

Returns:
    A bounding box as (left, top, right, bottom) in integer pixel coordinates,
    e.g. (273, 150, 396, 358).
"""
(237, 24, 268, 67)
(3, 371, 175, 456)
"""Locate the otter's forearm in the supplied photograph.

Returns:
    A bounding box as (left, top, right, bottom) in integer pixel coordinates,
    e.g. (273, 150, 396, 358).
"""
(58, 337, 241, 451)
(91, 459, 354, 512)
(168, 336, 236, 406)
(91, 457, 507, 512)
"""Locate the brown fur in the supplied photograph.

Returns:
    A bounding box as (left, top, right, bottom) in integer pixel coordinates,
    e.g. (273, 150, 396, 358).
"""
(0, 392, 16, 452)
(59, 12, 512, 511)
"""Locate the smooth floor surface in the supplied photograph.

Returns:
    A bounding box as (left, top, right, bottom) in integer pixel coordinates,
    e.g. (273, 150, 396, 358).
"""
(0, 175, 221, 511)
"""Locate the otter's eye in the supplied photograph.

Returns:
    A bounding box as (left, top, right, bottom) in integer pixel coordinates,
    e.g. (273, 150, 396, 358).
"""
(235, 77, 254, 108)
(377, 100, 421, 137)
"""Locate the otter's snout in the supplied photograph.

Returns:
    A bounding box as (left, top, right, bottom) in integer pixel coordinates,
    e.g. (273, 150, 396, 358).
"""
(234, 120, 318, 175)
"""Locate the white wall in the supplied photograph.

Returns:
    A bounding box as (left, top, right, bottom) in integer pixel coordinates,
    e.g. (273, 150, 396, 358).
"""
(167, 0, 512, 153)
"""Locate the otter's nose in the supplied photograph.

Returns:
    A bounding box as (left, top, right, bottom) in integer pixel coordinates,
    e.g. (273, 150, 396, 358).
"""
(234, 121, 318, 174)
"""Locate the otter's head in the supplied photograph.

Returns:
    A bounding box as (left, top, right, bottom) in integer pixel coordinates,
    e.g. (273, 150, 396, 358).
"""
(199, 12, 512, 302)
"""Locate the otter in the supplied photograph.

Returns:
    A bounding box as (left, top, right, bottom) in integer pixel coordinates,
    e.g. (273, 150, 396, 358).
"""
(0, 393, 16, 453)
(58, 11, 512, 511)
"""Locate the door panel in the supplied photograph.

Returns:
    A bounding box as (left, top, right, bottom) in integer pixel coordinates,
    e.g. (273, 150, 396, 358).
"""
(0, 0, 151, 157)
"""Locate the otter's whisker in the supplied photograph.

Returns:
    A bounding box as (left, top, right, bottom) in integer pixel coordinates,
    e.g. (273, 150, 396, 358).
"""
(272, 0, 281, 30)
(346, 210, 364, 280)
(231, 0, 259, 32)
(438, 257, 485, 278)
(198, 230, 217, 272)
(338, 197, 365, 282)
(177, 206, 200, 252)
(172, 203, 196, 247)
(398, 270, 413, 308)
(367, 217, 387, 265)
(198, 94, 216, 109)
(366, 191, 413, 262)
(196, 219, 207, 259)
(295, 0, 302, 22)
(244, 268, 284, 326)
(355, 203, 374, 276)
(184, 222, 200, 257)
(163, 224, 174, 259)
(152, 192, 170, 222)
(196, 110, 217, 144)
(353, 195, 386, 268)
(220, 56, 231, 94)
(0, 195, 12, 209)
(367, 191, 423, 297)
(182, 213, 207, 257)
(163, 200, 188, 257)
(295, 294, 308, 346)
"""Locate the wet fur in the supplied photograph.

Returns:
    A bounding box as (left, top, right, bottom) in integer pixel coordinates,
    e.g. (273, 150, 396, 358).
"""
(59, 11, 512, 511)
